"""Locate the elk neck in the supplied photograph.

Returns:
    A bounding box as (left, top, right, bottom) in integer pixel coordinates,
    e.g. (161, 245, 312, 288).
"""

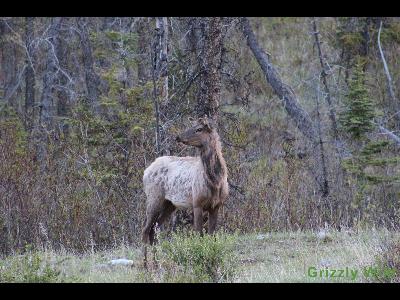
(199, 131, 227, 187)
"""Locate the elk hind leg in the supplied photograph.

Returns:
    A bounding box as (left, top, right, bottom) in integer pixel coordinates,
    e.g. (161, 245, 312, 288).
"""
(157, 200, 176, 230)
(142, 201, 163, 245)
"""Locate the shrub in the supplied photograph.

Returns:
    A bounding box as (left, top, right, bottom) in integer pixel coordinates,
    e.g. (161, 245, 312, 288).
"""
(0, 249, 70, 283)
(366, 238, 400, 282)
(143, 230, 238, 283)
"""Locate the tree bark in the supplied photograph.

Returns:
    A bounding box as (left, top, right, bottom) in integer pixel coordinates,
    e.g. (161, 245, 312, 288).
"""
(76, 17, 101, 114)
(314, 85, 330, 197)
(155, 17, 169, 105)
(151, 18, 162, 155)
(54, 17, 71, 135)
(137, 18, 151, 84)
(361, 17, 371, 58)
(40, 18, 62, 128)
(196, 17, 223, 121)
(241, 17, 318, 144)
(0, 19, 19, 109)
(24, 17, 35, 130)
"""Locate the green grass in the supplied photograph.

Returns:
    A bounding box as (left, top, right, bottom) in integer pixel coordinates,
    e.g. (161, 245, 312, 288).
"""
(1, 229, 398, 283)
(0, 246, 141, 283)
(234, 229, 398, 282)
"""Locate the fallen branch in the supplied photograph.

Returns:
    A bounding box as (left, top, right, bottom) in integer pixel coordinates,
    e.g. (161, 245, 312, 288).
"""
(376, 124, 400, 147)
(240, 17, 318, 144)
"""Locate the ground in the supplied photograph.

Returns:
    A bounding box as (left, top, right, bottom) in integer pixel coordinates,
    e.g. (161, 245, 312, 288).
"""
(0, 229, 398, 283)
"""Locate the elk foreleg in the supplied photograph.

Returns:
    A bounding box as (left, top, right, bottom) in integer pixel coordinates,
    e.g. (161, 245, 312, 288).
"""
(208, 206, 219, 234)
(193, 206, 204, 234)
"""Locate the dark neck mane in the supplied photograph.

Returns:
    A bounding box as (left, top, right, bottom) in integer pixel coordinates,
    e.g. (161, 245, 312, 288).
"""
(200, 131, 227, 187)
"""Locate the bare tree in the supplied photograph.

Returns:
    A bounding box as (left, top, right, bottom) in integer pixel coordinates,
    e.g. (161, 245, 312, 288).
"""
(311, 17, 351, 163)
(240, 17, 318, 144)
(36, 17, 63, 169)
(241, 17, 338, 198)
(312, 18, 339, 143)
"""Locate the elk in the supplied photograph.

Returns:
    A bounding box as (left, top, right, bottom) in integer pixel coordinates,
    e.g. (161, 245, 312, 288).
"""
(141, 115, 229, 245)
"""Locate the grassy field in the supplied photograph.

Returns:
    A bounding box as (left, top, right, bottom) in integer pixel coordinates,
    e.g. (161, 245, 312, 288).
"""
(1, 228, 399, 283)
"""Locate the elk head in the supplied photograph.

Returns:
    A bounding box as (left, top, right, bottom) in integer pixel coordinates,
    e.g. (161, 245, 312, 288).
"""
(176, 115, 215, 148)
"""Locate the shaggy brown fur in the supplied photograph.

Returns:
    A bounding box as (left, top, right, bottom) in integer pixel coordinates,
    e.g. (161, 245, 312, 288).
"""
(141, 116, 228, 245)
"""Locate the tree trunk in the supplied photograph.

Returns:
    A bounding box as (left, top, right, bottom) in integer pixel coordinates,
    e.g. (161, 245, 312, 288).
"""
(196, 17, 223, 121)
(361, 17, 371, 59)
(76, 17, 101, 114)
(54, 17, 71, 136)
(36, 17, 62, 170)
(0, 19, 19, 109)
(40, 18, 62, 128)
(151, 18, 162, 155)
(24, 17, 35, 131)
(137, 18, 150, 84)
(155, 17, 169, 105)
(314, 85, 330, 197)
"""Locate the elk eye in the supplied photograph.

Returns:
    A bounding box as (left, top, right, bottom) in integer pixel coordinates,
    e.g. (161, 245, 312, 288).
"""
(196, 128, 202, 132)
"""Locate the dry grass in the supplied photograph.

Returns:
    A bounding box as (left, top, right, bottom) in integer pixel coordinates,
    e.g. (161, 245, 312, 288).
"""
(1, 228, 398, 283)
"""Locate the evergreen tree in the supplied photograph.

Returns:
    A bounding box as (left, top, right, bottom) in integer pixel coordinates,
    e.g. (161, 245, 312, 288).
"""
(340, 57, 375, 139)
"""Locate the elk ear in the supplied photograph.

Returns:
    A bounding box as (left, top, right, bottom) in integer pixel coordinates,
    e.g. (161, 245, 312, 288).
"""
(204, 123, 212, 132)
(199, 115, 215, 131)
(200, 114, 209, 122)
(207, 119, 216, 131)
(199, 116, 209, 127)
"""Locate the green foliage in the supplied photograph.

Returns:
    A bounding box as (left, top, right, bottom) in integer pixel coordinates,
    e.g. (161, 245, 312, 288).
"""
(92, 28, 138, 68)
(380, 21, 400, 44)
(67, 69, 154, 185)
(339, 58, 375, 139)
(367, 238, 400, 282)
(343, 139, 400, 224)
(0, 106, 28, 156)
(343, 140, 400, 184)
(0, 248, 66, 283)
(334, 17, 370, 55)
(3, 17, 400, 255)
(338, 32, 364, 50)
(105, 30, 138, 53)
(147, 230, 238, 283)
